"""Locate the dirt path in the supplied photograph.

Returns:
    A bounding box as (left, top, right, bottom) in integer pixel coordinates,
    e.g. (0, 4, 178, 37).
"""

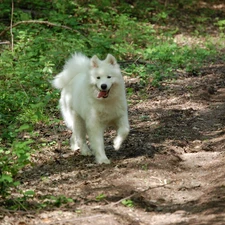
(1, 61, 225, 225)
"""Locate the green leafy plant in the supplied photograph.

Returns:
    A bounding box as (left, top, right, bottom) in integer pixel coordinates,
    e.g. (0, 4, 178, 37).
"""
(216, 19, 225, 33)
(42, 195, 74, 208)
(0, 124, 34, 198)
(96, 193, 106, 201)
(121, 199, 134, 207)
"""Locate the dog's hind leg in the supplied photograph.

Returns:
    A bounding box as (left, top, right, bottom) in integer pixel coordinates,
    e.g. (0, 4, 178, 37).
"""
(59, 96, 81, 152)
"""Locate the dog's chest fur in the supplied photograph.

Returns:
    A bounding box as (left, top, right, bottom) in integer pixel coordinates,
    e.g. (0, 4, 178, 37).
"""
(93, 100, 125, 123)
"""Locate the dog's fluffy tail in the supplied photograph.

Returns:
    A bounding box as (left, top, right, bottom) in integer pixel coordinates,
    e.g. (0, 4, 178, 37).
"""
(52, 53, 90, 89)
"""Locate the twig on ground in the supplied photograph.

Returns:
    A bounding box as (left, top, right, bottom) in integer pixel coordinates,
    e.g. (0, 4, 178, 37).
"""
(111, 181, 173, 206)
(0, 207, 36, 215)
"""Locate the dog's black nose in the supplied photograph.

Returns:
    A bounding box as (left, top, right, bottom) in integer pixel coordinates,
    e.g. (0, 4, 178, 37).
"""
(101, 84, 107, 90)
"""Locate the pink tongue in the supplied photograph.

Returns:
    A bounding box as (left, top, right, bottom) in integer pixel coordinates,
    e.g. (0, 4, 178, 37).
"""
(98, 91, 107, 98)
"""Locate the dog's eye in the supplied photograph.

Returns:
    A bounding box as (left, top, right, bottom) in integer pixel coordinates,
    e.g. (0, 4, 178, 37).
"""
(97, 77, 100, 79)
(107, 76, 111, 79)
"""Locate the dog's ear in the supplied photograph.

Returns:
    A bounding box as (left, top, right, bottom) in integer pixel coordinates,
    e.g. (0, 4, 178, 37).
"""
(90, 55, 99, 68)
(105, 54, 117, 66)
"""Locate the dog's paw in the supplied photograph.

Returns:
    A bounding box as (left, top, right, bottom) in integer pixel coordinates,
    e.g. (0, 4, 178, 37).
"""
(96, 156, 111, 164)
(80, 145, 92, 156)
(70, 139, 79, 151)
(113, 137, 122, 151)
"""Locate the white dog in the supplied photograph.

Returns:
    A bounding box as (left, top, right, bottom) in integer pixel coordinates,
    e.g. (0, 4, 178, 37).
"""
(53, 53, 129, 164)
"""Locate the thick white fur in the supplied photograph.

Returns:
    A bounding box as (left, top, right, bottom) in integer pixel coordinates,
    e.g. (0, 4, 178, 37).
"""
(53, 53, 129, 164)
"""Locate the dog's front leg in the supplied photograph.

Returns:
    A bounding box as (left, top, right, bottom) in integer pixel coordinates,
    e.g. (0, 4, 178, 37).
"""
(87, 125, 110, 164)
(114, 116, 130, 150)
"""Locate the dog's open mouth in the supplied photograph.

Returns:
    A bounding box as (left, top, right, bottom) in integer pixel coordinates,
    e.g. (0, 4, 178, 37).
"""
(97, 90, 110, 98)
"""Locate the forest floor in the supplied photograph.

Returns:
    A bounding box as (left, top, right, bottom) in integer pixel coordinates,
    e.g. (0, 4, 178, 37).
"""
(1, 52, 225, 225)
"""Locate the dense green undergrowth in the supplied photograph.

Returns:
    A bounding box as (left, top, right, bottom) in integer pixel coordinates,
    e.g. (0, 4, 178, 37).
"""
(0, 0, 225, 208)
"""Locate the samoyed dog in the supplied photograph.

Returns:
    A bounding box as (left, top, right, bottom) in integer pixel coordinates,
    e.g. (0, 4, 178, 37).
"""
(53, 53, 129, 164)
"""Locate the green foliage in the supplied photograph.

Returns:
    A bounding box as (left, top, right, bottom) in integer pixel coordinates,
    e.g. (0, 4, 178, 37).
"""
(41, 195, 74, 208)
(124, 41, 217, 87)
(0, 124, 33, 197)
(4, 192, 73, 210)
(121, 199, 134, 207)
(216, 19, 225, 34)
(142, 42, 216, 86)
(0, 0, 224, 208)
(96, 193, 106, 201)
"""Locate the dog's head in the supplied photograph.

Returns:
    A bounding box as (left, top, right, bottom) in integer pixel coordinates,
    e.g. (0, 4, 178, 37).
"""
(90, 54, 123, 99)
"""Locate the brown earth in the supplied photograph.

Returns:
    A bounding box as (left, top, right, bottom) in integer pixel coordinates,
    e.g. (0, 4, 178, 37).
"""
(1, 58, 225, 224)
